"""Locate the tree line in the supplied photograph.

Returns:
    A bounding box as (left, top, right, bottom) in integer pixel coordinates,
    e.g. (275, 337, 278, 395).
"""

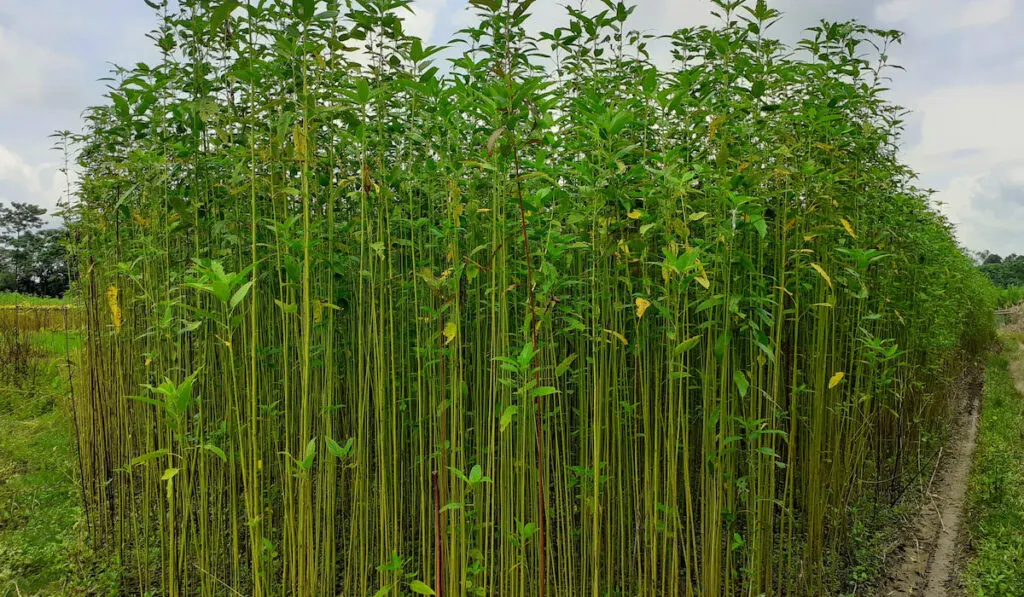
(0, 202, 70, 297)
(976, 251, 1024, 288)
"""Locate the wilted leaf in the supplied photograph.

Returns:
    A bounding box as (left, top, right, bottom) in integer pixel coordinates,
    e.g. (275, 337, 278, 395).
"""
(443, 321, 458, 345)
(810, 263, 833, 289)
(840, 218, 857, 239)
(635, 297, 652, 319)
(107, 286, 122, 333)
(828, 372, 845, 389)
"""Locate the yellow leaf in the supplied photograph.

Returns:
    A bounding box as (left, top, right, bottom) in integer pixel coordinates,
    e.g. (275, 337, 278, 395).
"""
(840, 218, 857, 239)
(627, 210, 643, 220)
(314, 300, 324, 324)
(695, 261, 711, 290)
(106, 286, 122, 333)
(828, 372, 845, 389)
(809, 263, 832, 289)
(603, 329, 629, 346)
(294, 125, 307, 160)
(443, 321, 458, 345)
(635, 297, 651, 319)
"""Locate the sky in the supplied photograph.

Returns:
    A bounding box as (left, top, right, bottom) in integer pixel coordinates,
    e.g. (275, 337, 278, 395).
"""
(0, 0, 1021, 255)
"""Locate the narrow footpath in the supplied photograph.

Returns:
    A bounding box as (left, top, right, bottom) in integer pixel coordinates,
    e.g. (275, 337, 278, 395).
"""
(880, 366, 982, 596)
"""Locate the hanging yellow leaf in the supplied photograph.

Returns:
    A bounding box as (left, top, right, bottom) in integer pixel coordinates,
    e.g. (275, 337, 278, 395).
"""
(107, 286, 122, 333)
(809, 263, 832, 289)
(314, 300, 324, 323)
(635, 297, 651, 319)
(695, 261, 711, 290)
(443, 321, 458, 345)
(627, 210, 643, 220)
(840, 218, 857, 239)
(828, 372, 845, 389)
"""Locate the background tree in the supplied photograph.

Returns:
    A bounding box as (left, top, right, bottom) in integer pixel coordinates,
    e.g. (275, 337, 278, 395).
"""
(0, 202, 70, 297)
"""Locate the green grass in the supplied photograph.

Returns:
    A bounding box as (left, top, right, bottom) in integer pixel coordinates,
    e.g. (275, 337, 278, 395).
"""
(0, 330, 92, 597)
(0, 293, 75, 308)
(964, 333, 1024, 596)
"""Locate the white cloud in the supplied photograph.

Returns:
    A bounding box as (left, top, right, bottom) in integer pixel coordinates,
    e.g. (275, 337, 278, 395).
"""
(904, 83, 1024, 178)
(875, 0, 1015, 29)
(405, 0, 446, 42)
(950, 0, 1015, 30)
(0, 24, 85, 112)
(900, 83, 1024, 253)
(0, 145, 39, 192)
(875, 0, 923, 23)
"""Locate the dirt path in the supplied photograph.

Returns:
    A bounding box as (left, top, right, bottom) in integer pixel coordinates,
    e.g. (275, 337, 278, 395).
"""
(878, 369, 981, 597)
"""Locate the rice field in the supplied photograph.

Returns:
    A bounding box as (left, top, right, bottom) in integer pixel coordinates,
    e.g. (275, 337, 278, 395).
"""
(61, 1, 996, 596)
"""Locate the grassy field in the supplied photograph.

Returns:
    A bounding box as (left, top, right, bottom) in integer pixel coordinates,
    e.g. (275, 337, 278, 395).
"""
(0, 313, 114, 596)
(964, 330, 1024, 595)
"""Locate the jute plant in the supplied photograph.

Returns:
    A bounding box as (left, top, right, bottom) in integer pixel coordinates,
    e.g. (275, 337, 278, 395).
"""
(67, 1, 996, 595)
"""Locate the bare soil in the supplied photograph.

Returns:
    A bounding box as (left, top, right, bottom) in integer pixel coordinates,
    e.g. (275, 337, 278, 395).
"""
(877, 367, 982, 597)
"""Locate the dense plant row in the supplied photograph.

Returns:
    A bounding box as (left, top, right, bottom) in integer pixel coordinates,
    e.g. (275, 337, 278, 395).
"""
(68, 0, 995, 595)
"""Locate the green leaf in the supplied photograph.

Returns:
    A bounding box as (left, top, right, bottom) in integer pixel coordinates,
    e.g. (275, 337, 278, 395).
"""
(750, 215, 768, 239)
(326, 437, 354, 458)
(130, 449, 168, 468)
(733, 371, 749, 397)
(202, 444, 227, 462)
(300, 438, 316, 470)
(530, 386, 559, 399)
(274, 299, 298, 314)
(230, 280, 253, 309)
(469, 0, 501, 11)
(448, 466, 469, 484)
(675, 336, 701, 354)
(499, 405, 518, 432)
(161, 467, 179, 482)
(555, 354, 577, 377)
(209, 1, 240, 31)
(440, 501, 463, 513)
(409, 580, 436, 595)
